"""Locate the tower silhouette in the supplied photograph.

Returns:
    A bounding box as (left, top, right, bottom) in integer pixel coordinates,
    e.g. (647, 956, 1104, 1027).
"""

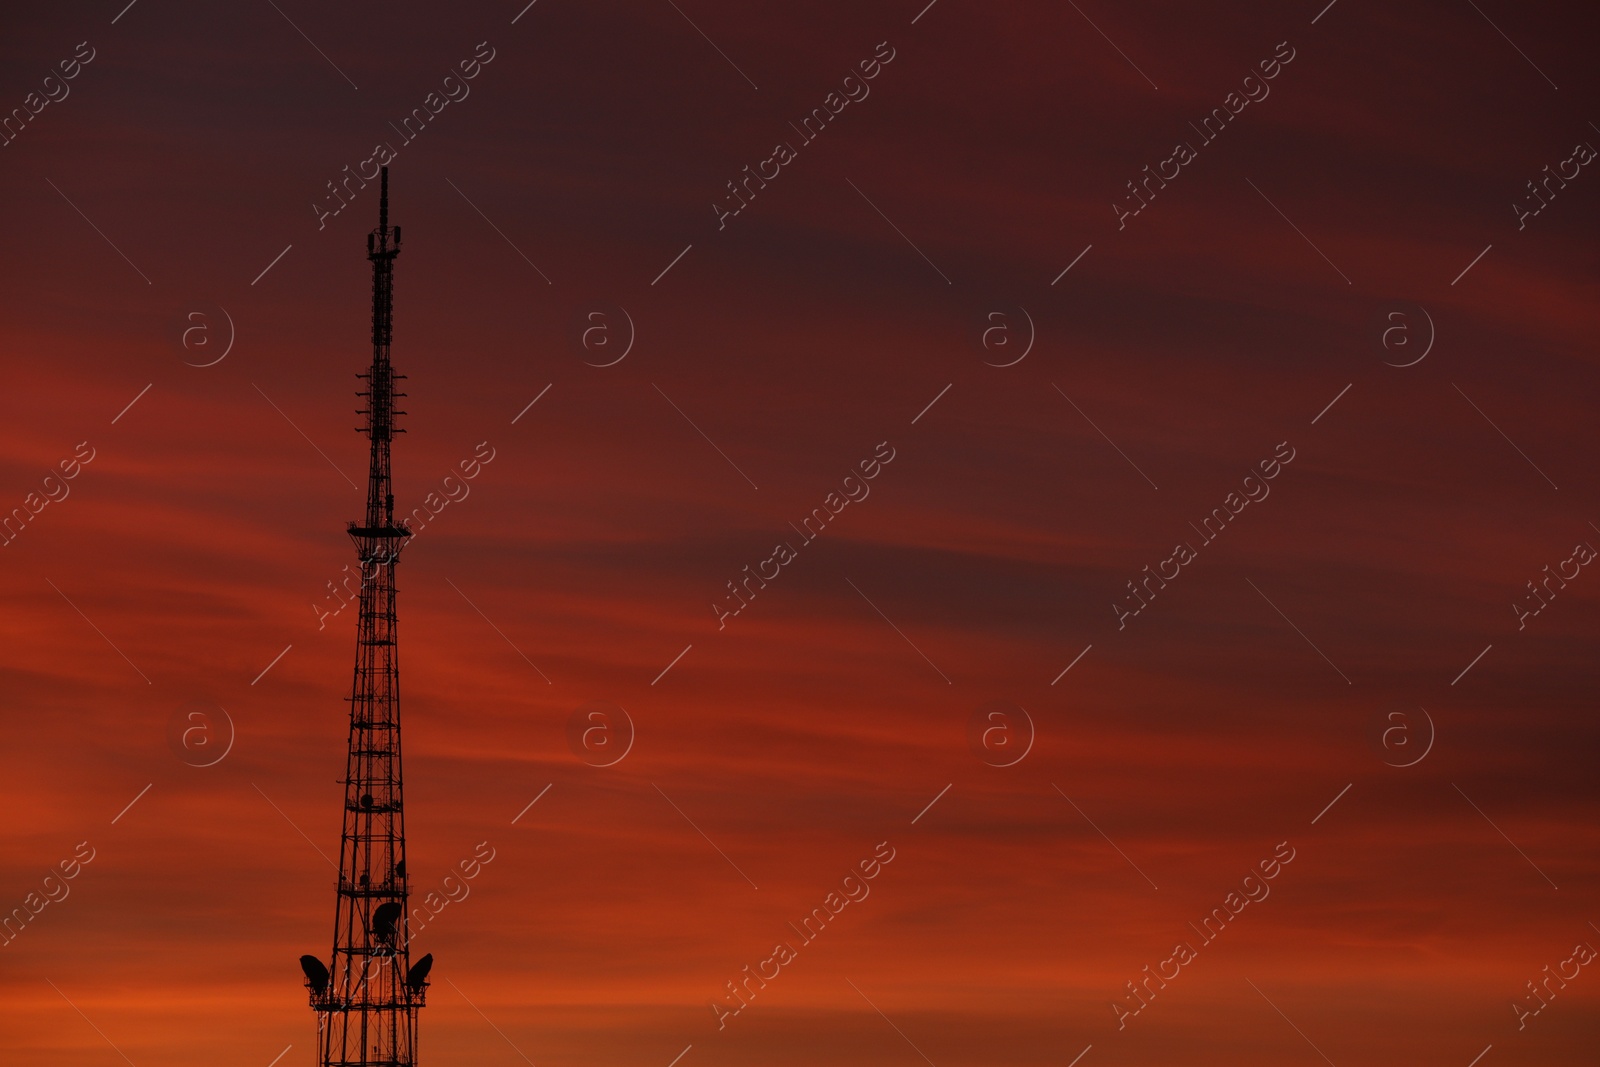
(299, 166, 433, 1066)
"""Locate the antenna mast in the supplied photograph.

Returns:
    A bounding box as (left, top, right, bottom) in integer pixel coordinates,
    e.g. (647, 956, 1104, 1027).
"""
(301, 165, 432, 1067)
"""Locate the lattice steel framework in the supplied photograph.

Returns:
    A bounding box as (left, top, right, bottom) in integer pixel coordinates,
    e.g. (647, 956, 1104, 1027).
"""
(300, 166, 430, 1067)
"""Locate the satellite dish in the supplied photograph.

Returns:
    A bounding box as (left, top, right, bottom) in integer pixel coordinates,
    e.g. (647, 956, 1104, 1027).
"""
(299, 955, 330, 995)
(372, 901, 403, 943)
(406, 953, 434, 993)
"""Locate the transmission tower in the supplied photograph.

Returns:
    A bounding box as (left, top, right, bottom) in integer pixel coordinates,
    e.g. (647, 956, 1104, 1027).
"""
(299, 166, 433, 1067)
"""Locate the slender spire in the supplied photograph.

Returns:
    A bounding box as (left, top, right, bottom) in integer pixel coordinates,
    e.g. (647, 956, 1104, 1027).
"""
(360, 166, 404, 531)
(301, 167, 429, 1067)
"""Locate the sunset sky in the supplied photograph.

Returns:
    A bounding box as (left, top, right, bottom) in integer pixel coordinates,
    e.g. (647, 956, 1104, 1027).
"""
(2, 1, 1597, 1065)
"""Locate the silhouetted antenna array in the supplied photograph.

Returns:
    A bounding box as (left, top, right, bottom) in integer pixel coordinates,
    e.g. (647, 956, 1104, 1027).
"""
(299, 166, 432, 1067)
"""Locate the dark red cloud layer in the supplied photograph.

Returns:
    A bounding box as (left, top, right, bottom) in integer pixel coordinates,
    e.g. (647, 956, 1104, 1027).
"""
(1, 1, 1597, 1064)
